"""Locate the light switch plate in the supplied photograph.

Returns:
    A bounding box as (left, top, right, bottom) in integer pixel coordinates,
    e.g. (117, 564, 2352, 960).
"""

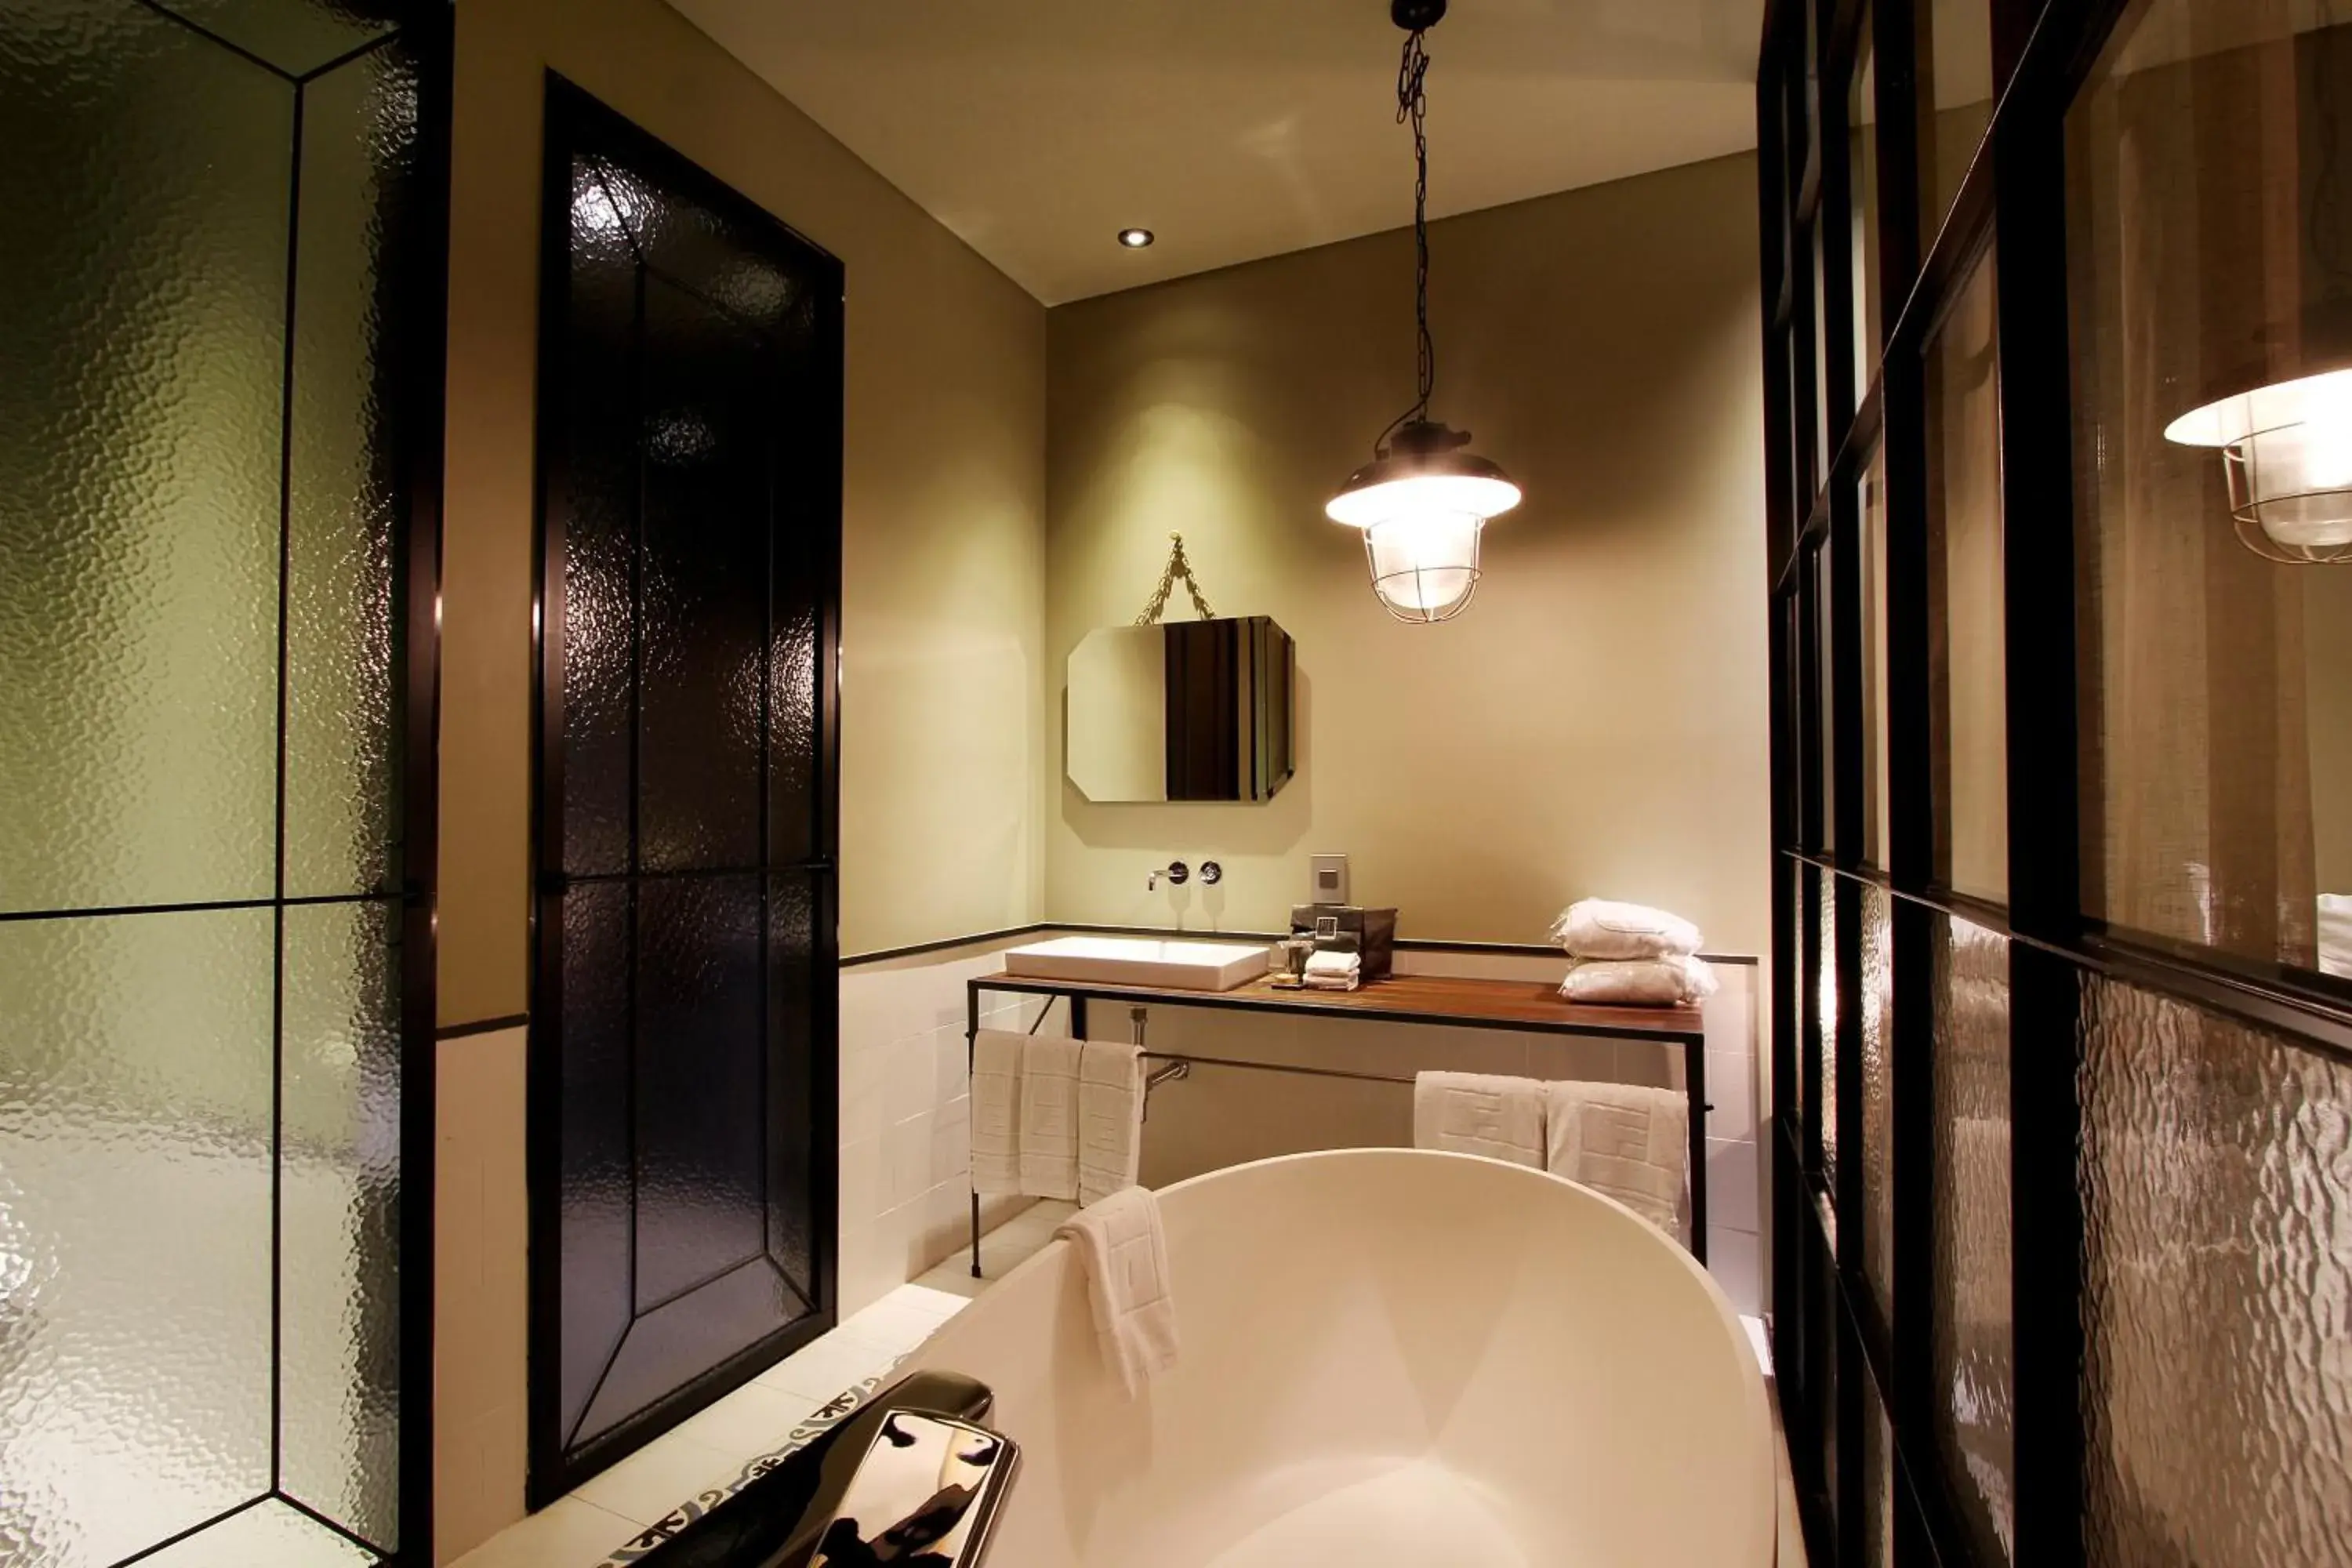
(1309, 853, 1349, 906)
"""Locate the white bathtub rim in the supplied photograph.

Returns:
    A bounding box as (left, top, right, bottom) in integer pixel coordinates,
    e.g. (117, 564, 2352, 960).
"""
(977, 1148, 1775, 1488)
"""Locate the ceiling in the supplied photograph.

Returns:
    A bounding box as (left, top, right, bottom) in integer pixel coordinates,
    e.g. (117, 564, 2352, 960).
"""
(664, 0, 1764, 305)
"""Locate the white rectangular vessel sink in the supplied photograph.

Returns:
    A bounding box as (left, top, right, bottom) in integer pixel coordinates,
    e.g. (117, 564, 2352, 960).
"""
(1002, 935, 1272, 993)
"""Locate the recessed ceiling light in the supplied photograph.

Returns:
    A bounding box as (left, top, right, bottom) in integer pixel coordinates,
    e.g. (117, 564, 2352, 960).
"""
(1117, 227, 1155, 249)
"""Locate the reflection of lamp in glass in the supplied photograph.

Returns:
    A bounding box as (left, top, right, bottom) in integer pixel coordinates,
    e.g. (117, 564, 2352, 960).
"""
(1325, 0, 1522, 622)
(2166, 368, 2352, 563)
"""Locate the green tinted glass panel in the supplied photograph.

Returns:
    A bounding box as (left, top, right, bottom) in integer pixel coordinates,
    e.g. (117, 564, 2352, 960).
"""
(0, 907, 275, 1566)
(142, 1499, 379, 1567)
(0, 0, 289, 915)
(158, 0, 391, 79)
(285, 42, 418, 898)
(278, 898, 402, 1548)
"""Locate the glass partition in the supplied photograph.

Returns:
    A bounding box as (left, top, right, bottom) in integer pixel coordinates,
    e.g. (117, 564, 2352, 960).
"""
(2069, 0, 2352, 982)
(0, 3, 439, 1561)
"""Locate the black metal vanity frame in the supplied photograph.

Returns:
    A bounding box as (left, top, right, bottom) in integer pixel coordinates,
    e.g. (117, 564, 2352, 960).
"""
(963, 974, 1712, 1273)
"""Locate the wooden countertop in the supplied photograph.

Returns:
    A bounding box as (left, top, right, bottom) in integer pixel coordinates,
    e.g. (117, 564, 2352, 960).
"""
(977, 968, 1706, 1042)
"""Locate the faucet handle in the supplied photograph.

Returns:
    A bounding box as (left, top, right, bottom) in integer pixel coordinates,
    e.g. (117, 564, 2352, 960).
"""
(1200, 860, 1222, 885)
(1164, 859, 1190, 886)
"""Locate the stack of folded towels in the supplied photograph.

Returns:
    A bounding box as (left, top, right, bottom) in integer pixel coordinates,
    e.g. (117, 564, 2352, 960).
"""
(2321, 893, 2352, 979)
(1549, 897, 1718, 1006)
(1302, 948, 1361, 992)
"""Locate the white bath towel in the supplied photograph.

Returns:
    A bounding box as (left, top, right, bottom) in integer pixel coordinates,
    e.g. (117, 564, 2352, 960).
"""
(1550, 898, 1704, 961)
(1017, 1035, 1083, 1201)
(1055, 1186, 1179, 1398)
(1077, 1040, 1145, 1206)
(1544, 1080, 1691, 1244)
(970, 1029, 1026, 1197)
(1559, 954, 1719, 1007)
(2321, 893, 2352, 978)
(1412, 1072, 1548, 1169)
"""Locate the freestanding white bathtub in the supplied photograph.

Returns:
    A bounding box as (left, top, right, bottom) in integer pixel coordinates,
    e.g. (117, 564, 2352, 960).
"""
(902, 1148, 1776, 1566)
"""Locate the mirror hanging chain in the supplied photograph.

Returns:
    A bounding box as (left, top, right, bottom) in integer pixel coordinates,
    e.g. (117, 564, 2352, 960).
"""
(1134, 532, 1218, 624)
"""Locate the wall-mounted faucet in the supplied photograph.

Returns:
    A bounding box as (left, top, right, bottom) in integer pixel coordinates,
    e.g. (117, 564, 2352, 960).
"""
(1147, 860, 1190, 891)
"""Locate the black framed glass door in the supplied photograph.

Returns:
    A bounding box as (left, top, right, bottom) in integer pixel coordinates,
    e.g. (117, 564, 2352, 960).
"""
(1760, 1, 2352, 1563)
(528, 78, 842, 1502)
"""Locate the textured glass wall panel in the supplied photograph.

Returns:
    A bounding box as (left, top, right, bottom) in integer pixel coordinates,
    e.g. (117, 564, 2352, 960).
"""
(0, 2, 289, 914)
(559, 155, 641, 881)
(1864, 1378, 1896, 1568)
(768, 599, 818, 866)
(0, 909, 274, 1567)
(767, 871, 818, 1298)
(637, 277, 768, 875)
(1817, 866, 1839, 1192)
(158, 0, 390, 79)
(559, 880, 633, 1445)
(633, 874, 765, 1308)
(1860, 882, 1893, 1323)
(585, 158, 808, 336)
(1932, 913, 2013, 1564)
(140, 1497, 377, 1567)
(283, 44, 418, 899)
(278, 898, 401, 1548)
(2078, 973, 2352, 1564)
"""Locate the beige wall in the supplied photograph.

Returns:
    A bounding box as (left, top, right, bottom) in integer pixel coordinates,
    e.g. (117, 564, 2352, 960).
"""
(1042, 154, 1772, 954)
(437, 0, 1049, 1029)
(434, 2, 1045, 1556)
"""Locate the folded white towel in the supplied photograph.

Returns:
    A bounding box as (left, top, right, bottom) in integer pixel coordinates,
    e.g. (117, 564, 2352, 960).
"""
(1304, 949, 1360, 977)
(970, 1029, 1026, 1197)
(1077, 1040, 1145, 1206)
(1559, 954, 1719, 1007)
(1413, 1071, 1548, 1169)
(1550, 898, 1704, 961)
(1544, 1080, 1690, 1244)
(2321, 893, 2352, 978)
(1055, 1186, 1179, 1398)
(1017, 1035, 1083, 1202)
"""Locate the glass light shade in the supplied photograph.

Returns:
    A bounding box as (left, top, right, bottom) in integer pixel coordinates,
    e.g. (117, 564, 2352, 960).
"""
(1326, 443, 1522, 622)
(2164, 368, 2352, 562)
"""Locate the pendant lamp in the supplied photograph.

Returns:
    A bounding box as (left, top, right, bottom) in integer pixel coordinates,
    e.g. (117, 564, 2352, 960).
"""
(1326, 0, 1523, 622)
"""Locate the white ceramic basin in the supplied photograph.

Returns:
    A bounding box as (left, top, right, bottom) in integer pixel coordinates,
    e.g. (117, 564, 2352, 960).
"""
(1002, 935, 1272, 992)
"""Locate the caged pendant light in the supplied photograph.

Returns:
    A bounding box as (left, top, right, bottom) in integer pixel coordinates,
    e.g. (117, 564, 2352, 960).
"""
(1326, 0, 1523, 622)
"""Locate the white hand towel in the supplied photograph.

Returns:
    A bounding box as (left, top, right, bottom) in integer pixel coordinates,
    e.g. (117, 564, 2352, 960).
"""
(1304, 949, 1360, 978)
(970, 1029, 1025, 1197)
(1076, 1040, 1145, 1207)
(1017, 1035, 1083, 1201)
(1558, 954, 1719, 1007)
(1550, 898, 1704, 961)
(1055, 1186, 1179, 1398)
(1544, 1080, 1691, 1244)
(1413, 1071, 1547, 1169)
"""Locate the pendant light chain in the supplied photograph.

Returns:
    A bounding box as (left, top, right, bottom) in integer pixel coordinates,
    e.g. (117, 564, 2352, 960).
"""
(1378, 27, 1436, 456)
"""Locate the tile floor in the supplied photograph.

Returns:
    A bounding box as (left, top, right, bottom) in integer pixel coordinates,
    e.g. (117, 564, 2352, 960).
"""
(448, 1283, 971, 1568)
